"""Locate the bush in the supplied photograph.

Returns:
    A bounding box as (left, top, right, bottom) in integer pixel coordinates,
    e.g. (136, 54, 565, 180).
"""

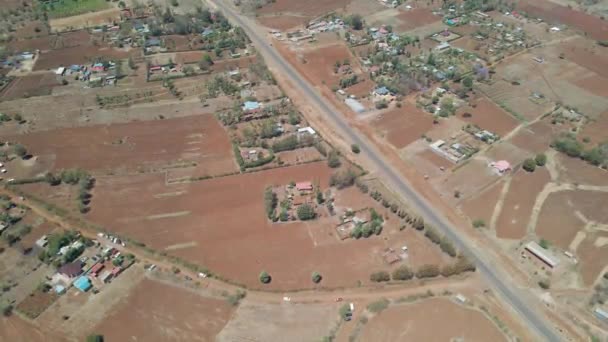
(329, 169, 356, 189)
(351, 144, 360, 154)
(535, 153, 547, 166)
(391, 265, 414, 281)
(538, 279, 551, 289)
(1, 304, 13, 317)
(370, 271, 390, 282)
(472, 219, 485, 228)
(312, 272, 322, 283)
(539, 239, 550, 249)
(367, 298, 390, 313)
(86, 335, 104, 342)
(522, 158, 536, 172)
(272, 135, 299, 152)
(259, 271, 271, 284)
(264, 187, 278, 220)
(415, 264, 440, 279)
(552, 135, 583, 158)
(424, 227, 441, 244)
(13, 144, 27, 158)
(452, 255, 476, 274)
(327, 150, 341, 168)
(297, 204, 316, 220)
(439, 238, 457, 257)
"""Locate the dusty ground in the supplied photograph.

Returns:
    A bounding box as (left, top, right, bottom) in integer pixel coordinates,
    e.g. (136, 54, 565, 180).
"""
(0, 73, 63, 101)
(358, 297, 507, 342)
(256, 0, 351, 17)
(49, 8, 121, 32)
(92, 277, 234, 341)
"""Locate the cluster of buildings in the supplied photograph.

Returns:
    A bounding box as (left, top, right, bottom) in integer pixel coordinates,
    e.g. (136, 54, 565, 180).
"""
(55, 62, 117, 87)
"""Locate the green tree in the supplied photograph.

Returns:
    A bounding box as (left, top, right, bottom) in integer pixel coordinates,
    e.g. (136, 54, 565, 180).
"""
(311, 271, 322, 283)
(346, 14, 364, 30)
(86, 335, 104, 342)
(539, 239, 550, 249)
(535, 153, 547, 166)
(327, 150, 341, 168)
(259, 271, 271, 284)
(522, 158, 536, 172)
(297, 204, 315, 220)
(462, 76, 473, 89)
(415, 264, 440, 278)
(13, 144, 27, 158)
(351, 144, 360, 154)
(391, 265, 414, 281)
(370, 271, 390, 282)
(199, 54, 214, 70)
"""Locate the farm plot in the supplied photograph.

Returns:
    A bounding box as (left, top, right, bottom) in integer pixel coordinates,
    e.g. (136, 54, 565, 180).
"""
(0, 316, 67, 342)
(44, 0, 109, 19)
(297, 42, 359, 89)
(88, 162, 433, 290)
(7, 36, 56, 53)
(217, 299, 338, 342)
(358, 298, 507, 342)
(370, 104, 434, 149)
(0, 73, 63, 101)
(49, 8, 121, 32)
(495, 168, 550, 240)
(92, 278, 234, 341)
(560, 38, 608, 79)
(457, 97, 520, 136)
(576, 233, 608, 286)
(535, 191, 587, 250)
(8, 114, 237, 175)
(460, 179, 504, 228)
(33, 45, 130, 71)
(555, 153, 608, 187)
(256, 0, 351, 17)
(257, 15, 309, 31)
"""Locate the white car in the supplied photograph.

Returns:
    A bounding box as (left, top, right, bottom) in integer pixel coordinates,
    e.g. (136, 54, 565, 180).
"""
(401, 245, 408, 252)
(283, 296, 291, 302)
(198, 272, 208, 278)
(0, 169, 6, 173)
(0, 163, 3, 167)
(7, 178, 15, 183)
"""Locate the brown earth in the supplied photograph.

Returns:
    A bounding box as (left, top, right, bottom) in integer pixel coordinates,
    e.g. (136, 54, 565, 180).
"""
(576, 233, 608, 286)
(0, 316, 67, 342)
(257, 0, 351, 17)
(371, 104, 434, 149)
(358, 298, 507, 342)
(92, 278, 234, 341)
(395, 8, 440, 32)
(560, 38, 608, 79)
(7, 114, 237, 176)
(49, 8, 121, 32)
(556, 153, 608, 187)
(574, 75, 608, 98)
(536, 191, 586, 250)
(495, 168, 550, 239)
(33, 45, 131, 71)
(257, 15, 310, 31)
(7, 36, 55, 53)
(299, 42, 358, 88)
(14, 21, 49, 39)
(580, 110, 608, 146)
(460, 179, 504, 227)
(458, 97, 520, 136)
(0, 73, 63, 101)
(16, 289, 59, 319)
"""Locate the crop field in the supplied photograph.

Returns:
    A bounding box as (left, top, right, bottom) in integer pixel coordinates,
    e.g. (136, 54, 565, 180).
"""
(44, 0, 109, 19)
(7, 114, 237, 176)
(257, 15, 309, 31)
(370, 104, 434, 149)
(358, 298, 507, 341)
(33, 45, 131, 71)
(93, 278, 234, 341)
(460, 180, 504, 228)
(576, 233, 608, 286)
(217, 299, 339, 342)
(395, 8, 441, 32)
(49, 8, 121, 32)
(295, 41, 359, 89)
(0, 316, 66, 342)
(0, 73, 62, 101)
(536, 191, 587, 250)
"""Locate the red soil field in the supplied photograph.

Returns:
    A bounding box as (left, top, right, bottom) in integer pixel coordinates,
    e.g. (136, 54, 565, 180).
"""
(567, 190, 608, 223)
(556, 153, 608, 187)
(9, 114, 237, 176)
(581, 110, 608, 146)
(7, 36, 55, 53)
(372, 104, 434, 149)
(163, 35, 191, 51)
(458, 97, 519, 136)
(33, 45, 130, 71)
(54, 30, 92, 49)
(574, 75, 608, 98)
(347, 78, 375, 98)
(396, 8, 440, 32)
(359, 298, 507, 342)
(0, 316, 66, 342)
(257, 0, 351, 17)
(300, 43, 357, 87)
(419, 149, 453, 170)
(576, 233, 608, 286)
(89, 162, 432, 290)
(92, 278, 234, 341)
(258, 15, 309, 31)
(0, 73, 62, 100)
(510, 120, 561, 155)
(536, 191, 586, 250)
(515, 0, 608, 41)
(460, 180, 504, 227)
(14, 21, 49, 39)
(560, 39, 608, 79)
(495, 168, 550, 239)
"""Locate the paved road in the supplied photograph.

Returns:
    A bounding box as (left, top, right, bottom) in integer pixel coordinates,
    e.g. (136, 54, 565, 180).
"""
(208, 2, 562, 341)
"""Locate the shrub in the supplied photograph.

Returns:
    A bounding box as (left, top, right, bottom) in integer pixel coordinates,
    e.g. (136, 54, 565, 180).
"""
(522, 158, 536, 172)
(312, 272, 322, 283)
(297, 204, 316, 220)
(472, 219, 485, 228)
(264, 187, 278, 220)
(272, 135, 299, 152)
(1, 304, 13, 317)
(391, 265, 414, 281)
(13, 144, 27, 158)
(412, 217, 425, 230)
(370, 271, 390, 282)
(535, 153, 547, 166)
(415, 264, 440, 279)
(539, 239, 550, 249)
(440, 264, 456, 277)
(259, 271, 271, 284)
(538, 279, 551, 289)
(329, 169, 356, 189)
(355, 178, 368, 193)
(367, 298, 390, 313)
(86, 335, 104, 342)
(424, 227, 441, 244)
(351, 144, 360, 154)
(452, 255, 476, 274)
(552, 135, 583, 157)
(327, 150, 341, 168)
(439, 238, 457, 257)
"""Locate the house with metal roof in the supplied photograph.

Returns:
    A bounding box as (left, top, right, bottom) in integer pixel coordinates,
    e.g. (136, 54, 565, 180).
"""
(73, 276, 92, 292)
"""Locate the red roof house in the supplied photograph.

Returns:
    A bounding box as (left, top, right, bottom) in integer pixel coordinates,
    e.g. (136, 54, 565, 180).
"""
(295, 181, 313, 192)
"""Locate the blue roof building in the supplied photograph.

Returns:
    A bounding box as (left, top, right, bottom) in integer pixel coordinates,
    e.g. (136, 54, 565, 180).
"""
(242, 101, 261, 111)
(74, 276, 92, 292)
(202, 27, 215, 37)
(374, 86, 389, 95)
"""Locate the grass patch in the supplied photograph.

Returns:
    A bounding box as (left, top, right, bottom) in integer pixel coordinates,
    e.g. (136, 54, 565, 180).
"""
(366, 298, 390, 313)
(499, 101, 526, 122)
(44, 0, 109, 18)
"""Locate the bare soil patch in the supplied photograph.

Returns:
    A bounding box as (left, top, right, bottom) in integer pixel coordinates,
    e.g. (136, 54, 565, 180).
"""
(560, 38, 608, 79)
(580, 110, 608, 147)
(217, 299, 338, 342)
(536, 191, 586, 250)
(495, 168, 550, 239)
(556, 153, 608, 187)
(16, 289, 60, 319)
(359, 298, 507, 342)
(258, 15, 309, 31)
(458, 97, 520, 136)
(93, 278, 234, 341)
(300, 42, 358, 88)
(371, 104, 434, 149)
(0, 316, 66, 342)
(460, 179, 504, 227)
(395, 8, 440, 32)
(14, 21, 49, 39)
(33, 45, 130, 71)
(8, 114, 237, 176)
(574, 75, 608, 98)
(576, 233, 608, 286)
(0, 73, 62, 101)
(49, 8, 121, 32)
(257, 0, 351, 17)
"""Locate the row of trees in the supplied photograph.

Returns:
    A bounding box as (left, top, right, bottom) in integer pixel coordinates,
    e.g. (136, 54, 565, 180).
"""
(370, 256, 476, 282)
(552, 134, 608, 167)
